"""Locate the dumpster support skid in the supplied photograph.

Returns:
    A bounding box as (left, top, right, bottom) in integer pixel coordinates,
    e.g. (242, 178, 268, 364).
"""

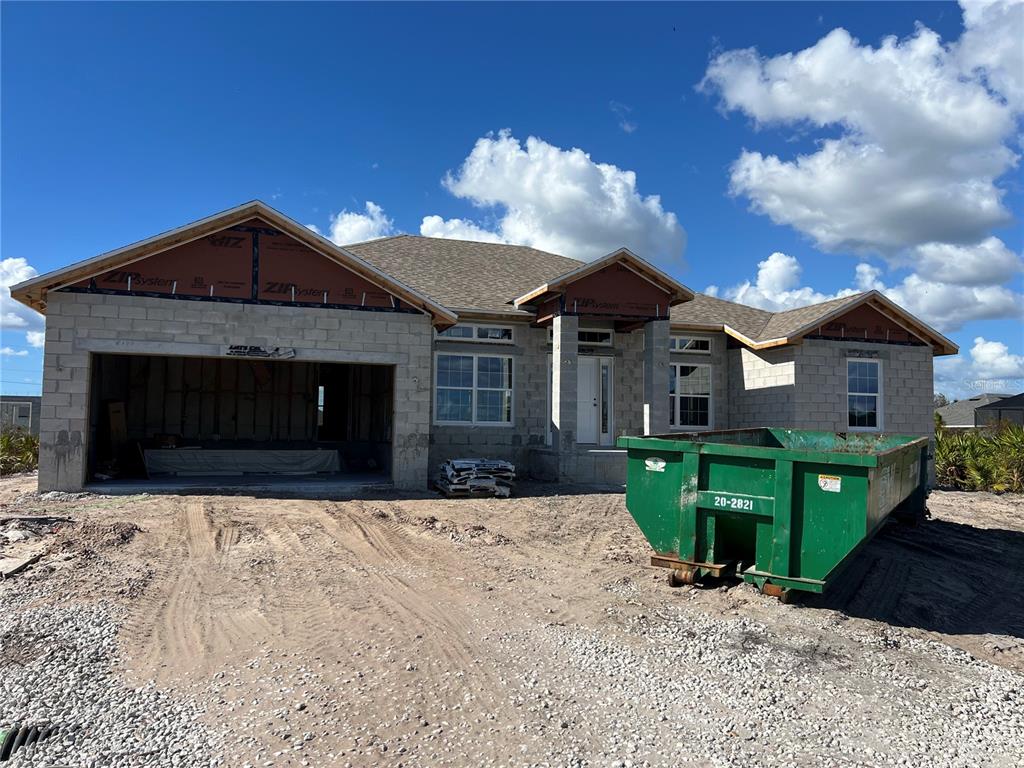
(651, 554, 735, 586)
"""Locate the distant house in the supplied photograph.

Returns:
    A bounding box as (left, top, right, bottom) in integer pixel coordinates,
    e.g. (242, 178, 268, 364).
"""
(975, 393, 1024, 427)
(935, 394, 1010, 428)
(0, 395, 41, 436)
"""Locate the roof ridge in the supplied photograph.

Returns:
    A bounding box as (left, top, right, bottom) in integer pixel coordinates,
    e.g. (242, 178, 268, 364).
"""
(767, 290, 868, 318)
(369, 233, 585, 264)
(343, 233, 411, 247)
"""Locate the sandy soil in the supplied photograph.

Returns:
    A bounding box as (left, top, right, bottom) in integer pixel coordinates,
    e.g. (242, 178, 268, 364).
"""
(1, 474, 1021, 766)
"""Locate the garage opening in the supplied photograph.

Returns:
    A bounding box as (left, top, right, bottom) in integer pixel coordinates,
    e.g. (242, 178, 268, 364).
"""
(87, 354, 393, 487)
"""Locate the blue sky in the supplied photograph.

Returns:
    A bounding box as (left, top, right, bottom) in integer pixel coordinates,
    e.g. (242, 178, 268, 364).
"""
(2, 1, 1021, 398)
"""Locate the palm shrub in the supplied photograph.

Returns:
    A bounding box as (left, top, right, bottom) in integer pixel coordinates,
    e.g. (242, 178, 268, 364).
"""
(990, 423, 1024, 493)
(0, 426, 39, 475)
(935, 421, 1024, 493)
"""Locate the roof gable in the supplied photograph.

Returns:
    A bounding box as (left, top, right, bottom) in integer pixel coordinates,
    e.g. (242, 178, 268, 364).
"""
(11, 202, 457, 326)
(671, 290, 957, 356)
(513, 248, 694, 310)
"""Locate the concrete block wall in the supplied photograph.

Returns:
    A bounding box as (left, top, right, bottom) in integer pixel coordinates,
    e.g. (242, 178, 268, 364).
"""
(727, 346, 797, 428)
(38, 291, 434, 491)
(613, 329, 645, 437)
(792, 339, 934, 436)
(642, 320, 670, 435)
(427, 323, 548, 474)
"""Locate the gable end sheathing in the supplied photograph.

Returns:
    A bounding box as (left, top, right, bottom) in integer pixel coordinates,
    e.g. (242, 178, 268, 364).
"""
(64, 218, 408, 312)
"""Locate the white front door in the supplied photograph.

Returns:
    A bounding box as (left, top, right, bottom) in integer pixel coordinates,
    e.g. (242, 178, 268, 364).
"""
(577, 357, 599, 444)
(577, 356, 613, 445)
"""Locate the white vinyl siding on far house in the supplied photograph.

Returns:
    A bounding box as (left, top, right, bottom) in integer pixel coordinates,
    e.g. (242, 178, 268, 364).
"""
(434, 352, 513, 426)
(847, 358, 882, 431)
(669, 363, 712, 430)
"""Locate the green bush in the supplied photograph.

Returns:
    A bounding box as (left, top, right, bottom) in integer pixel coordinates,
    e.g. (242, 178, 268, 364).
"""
(935, 421, 1024, 493)
(0, 426, 39, 475)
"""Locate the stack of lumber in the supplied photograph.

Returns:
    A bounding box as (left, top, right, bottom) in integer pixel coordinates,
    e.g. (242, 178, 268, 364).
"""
(436, 458, 516, 498)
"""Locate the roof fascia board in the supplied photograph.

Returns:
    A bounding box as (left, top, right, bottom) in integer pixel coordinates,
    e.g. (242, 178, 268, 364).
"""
(717, 324, 789, 349)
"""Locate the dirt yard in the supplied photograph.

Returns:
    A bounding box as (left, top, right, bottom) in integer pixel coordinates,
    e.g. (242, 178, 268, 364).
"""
(1, 474, 1021, 767)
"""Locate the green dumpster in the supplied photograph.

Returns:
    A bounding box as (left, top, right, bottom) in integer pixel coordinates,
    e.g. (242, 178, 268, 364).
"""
(616, 428, 928, 597)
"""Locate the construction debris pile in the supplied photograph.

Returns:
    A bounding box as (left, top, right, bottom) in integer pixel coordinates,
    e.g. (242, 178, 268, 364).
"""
(0, 516, 66, 580)
(436, 459, 516, 498)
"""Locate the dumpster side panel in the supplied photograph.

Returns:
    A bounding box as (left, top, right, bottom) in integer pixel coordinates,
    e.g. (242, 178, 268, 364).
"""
(700, 453, 776, 497)
(624, 446, 688, 555)
(869, 444, 924, 530)
(789, 463, 871, 581)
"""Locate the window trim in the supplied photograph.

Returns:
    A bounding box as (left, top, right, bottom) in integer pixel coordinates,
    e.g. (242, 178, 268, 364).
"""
(436, 323, 515, 345)
(577, 327, 614, 347)
(670, 334, 713, 355)
(847, 357, 883, 432)
(669, 362, 713, 431)
(546, 326, 615, 346)
(433, 351, 515, 427)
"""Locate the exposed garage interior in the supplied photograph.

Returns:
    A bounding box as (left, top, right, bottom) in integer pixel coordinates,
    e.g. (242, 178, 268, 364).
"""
(87, 353, 394, 487)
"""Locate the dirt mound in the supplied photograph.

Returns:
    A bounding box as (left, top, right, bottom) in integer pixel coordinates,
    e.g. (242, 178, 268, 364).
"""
(416, 514, 513, 545)
(57, 521, 141, 558)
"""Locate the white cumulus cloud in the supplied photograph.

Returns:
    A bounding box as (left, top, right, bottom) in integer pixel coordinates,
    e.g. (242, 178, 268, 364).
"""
(968, 336, 1024, 381)
(1, 257, 45, 347)
(419, 215, 507, 243)
(936, 335, 1024, 396)
(909, 237, 1023, 287)
(720, 252, 857, 311)
(0, 346, 28, 356)
(427, 130, 686, 262)
(854, 264, 1023, 332)
(25, 330, 44, 349)
(957, 0, 1024, 111)
(325, 201, 394, 245)
(701, 4, 1022, 255)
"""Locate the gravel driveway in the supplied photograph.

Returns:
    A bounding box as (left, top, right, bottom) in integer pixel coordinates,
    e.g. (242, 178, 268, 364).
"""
(0, 474, 1021, 767)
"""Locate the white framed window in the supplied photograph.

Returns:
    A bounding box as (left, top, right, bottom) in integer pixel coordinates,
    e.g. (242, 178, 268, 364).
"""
(437, 323, 514, 344)
(435, 352, 513, 425)
(847, 358, 882, 431)
(578, 329, 613, 346)
(670, 335, 712, 354)
(546, 327, 614, 346)
(669, 363, 712, 430)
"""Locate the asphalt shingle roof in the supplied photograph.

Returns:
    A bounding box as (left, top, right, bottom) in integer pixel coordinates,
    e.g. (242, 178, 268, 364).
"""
(668, 294, 772, 339)
(346, 235, 583, 314)
(976, 393, 1024, 410)
(936, 394, 1011, 426)
(345, 235, 921, 347)
(757, 294, 866, 341)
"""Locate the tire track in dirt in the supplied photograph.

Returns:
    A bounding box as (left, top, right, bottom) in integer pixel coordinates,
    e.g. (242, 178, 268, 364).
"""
(255, 516, 354, 655)
(124, 499, 274, 682)
(317, 502, 508, 701)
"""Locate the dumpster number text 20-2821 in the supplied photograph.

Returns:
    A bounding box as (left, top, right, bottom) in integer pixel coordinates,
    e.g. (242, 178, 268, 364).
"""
(713, 495, 754, 511)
